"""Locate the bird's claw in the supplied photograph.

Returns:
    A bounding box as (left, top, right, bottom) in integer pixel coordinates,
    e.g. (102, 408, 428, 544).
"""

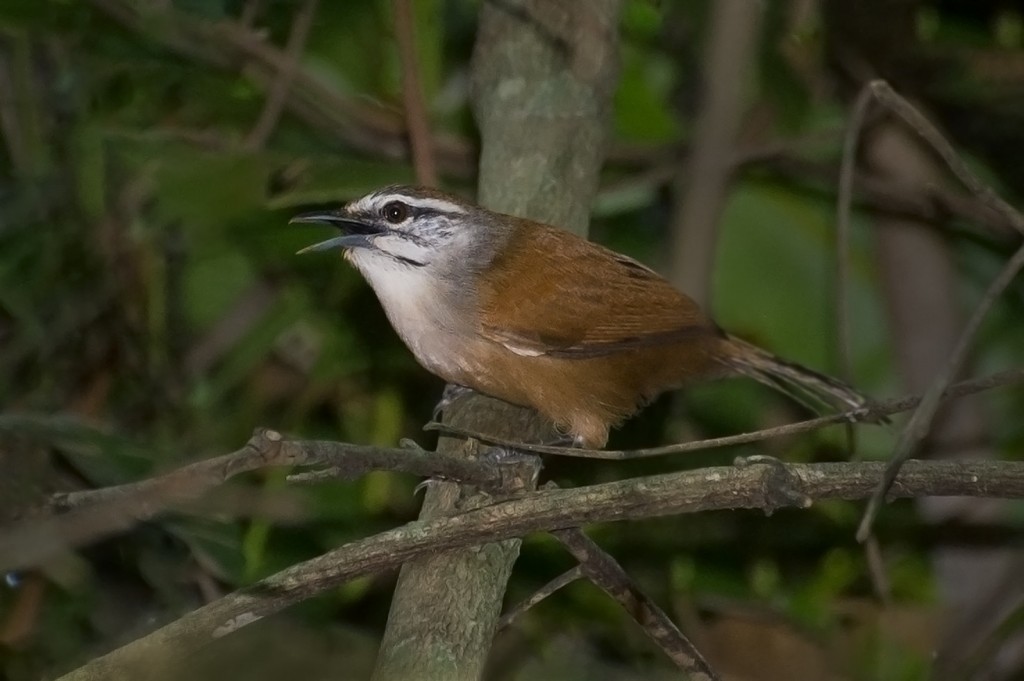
(432, 384, 473, 421)
(413, 478, 442, 496)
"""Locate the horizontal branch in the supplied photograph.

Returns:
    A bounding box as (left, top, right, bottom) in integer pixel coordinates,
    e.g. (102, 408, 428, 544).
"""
(5, 367, 1020, 571)
(58, 458, 1024, 680)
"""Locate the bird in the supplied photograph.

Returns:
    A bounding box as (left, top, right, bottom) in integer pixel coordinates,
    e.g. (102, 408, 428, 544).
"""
(292, 184, 875, 449)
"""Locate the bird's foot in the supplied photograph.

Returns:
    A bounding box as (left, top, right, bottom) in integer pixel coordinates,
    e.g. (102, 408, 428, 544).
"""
(476, 445, 527, 464)
(482, 445, 542, 491)
(432, 383, 474, 421)
(733, 454, 812, 514)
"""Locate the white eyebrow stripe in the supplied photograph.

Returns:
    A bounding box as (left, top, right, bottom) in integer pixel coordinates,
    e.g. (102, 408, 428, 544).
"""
(358, 193, 465, 214)
(384, 196, 467, 214)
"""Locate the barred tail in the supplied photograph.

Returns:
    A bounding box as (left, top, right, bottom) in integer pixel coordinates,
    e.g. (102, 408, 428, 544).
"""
(721, 334, 876, 417)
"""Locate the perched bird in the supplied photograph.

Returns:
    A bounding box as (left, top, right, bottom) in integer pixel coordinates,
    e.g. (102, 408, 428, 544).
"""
(293, 185, 873, 448)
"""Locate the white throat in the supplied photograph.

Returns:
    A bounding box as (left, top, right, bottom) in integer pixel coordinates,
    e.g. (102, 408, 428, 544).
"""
(345, 249, 472, 378)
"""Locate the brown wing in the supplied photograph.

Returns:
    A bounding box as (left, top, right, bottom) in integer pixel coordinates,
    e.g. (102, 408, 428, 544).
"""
(477, 220, 718, 358)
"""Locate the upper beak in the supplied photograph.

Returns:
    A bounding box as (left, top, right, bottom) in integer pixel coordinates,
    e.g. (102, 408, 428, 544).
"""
(289, 211, 380, 254)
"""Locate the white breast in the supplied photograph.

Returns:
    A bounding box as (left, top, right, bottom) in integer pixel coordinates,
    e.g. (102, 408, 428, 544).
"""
(347, 250, 473, 380)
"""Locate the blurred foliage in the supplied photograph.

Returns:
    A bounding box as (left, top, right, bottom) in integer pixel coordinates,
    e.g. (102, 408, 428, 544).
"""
(1, 0, 1023, 679)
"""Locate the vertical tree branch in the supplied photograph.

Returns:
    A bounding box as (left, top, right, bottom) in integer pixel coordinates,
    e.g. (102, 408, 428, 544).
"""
(372, 2, 622, 678)
(472, 0, 621, 236)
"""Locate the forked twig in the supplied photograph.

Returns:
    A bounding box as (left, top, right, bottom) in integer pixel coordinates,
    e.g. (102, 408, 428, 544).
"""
(243, 0, 318, 149)
(553, 527, 718, 680)
(864, 81, 1024, 236)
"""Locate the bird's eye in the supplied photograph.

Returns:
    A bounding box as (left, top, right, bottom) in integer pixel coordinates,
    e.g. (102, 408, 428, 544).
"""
(382, 201, 409, 224)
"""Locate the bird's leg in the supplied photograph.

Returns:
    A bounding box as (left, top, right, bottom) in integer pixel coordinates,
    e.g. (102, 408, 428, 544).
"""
(539, 433, 578, 448)
(432, 383, 474, 421)
(474, 428, 567, 482)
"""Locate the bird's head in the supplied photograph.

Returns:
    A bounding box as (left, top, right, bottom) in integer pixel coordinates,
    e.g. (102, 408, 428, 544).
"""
(291, 185, 492, 273)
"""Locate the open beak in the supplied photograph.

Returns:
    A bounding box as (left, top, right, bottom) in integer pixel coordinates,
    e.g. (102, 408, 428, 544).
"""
(290, 211, 381, 254)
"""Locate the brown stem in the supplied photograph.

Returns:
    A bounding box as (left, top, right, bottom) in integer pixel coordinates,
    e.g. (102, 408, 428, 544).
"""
(553, 527, 718, 680)
(392, 0, 438, 187)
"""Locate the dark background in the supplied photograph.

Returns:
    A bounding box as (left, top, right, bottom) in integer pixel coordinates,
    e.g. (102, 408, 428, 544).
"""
(2, 1, 1024, 679)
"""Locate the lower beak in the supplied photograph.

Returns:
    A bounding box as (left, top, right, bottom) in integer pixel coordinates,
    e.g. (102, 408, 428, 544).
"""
(289, 212, 377, 254)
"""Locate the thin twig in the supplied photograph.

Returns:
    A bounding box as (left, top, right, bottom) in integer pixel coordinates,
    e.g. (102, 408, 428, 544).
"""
(424, 368, 1024, 459)
(51, 433, 508, 511)
(835, 85, 875, 386)
(858, 242, 1024, 541)
(392, 0, 438, 186)
(243, 0, 317, 149)
(863, 535, 892, 605)
(760, 154, 1021, 241)
(496, 565, 585, 631)
(553, 527, 718, 680)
